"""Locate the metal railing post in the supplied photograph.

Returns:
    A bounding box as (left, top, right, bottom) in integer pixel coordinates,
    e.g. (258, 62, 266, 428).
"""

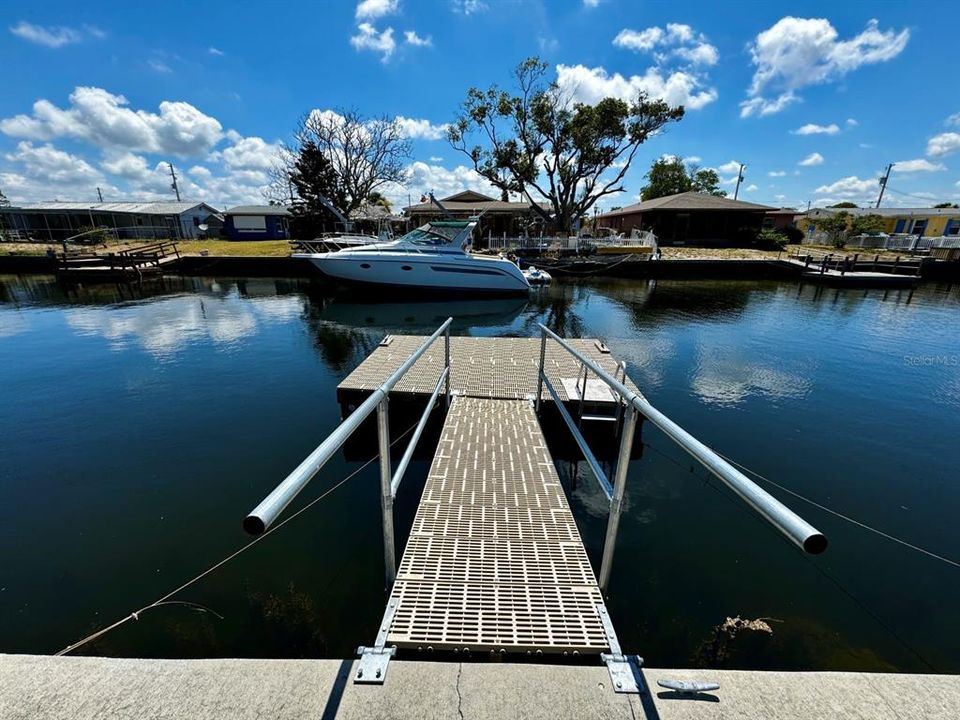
(599, 406, 638, 593)
(535, 329, 547, 412)
(377, 397, 397, 589)
(444, 325, 451, 409)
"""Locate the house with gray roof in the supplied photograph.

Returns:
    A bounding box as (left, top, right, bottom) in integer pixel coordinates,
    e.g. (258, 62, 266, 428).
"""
(403, 190, 548, 238)
(595, 192, 780, 246)
(0, 200, 222, 243)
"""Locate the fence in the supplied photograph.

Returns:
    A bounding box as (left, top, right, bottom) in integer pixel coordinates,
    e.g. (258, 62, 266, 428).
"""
(845, 234, 960, 252)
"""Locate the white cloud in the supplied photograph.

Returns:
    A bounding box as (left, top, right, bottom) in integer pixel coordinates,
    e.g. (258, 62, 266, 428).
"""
(395, 117, 449, 140)
(5, 141, 101, 183)
(221, 136, 282, 170)
(717, 160, 743, 174)
(799, 152, 824, 166)
(8, 21, 86, 48)
(583, 0, 602, 7)
(555, 63, 717, 110)
(0, 86, 224, 157)
(451, 0, 488, 15)
(792, 123, 839, 135)
(208, 47, 225, 56)
(745, 184, 758, 192)
(101, 151, 151, 180)
(741, 18, 910, 118)
(892, 159, 946, 173)
(739, 92, 797, 118)
(945, 113, 960, 127)
(614, 28, 664, 52)
(350, 23, 396, 61)
(685, 155, 702, 163)
(148, 59, 173, 74)
(927, 132, 960, 158)
(846, 118, 858, 127)
(429, 156, 444, 162)
(355, 0, 399, 20)
(380, 160, 498, 209)
(613, 23, 718, 66)
(404, 30, 432, 47)
(814, 175, 877, 197)
(188, 165, 212, 179)
(768, 170, 786, 177)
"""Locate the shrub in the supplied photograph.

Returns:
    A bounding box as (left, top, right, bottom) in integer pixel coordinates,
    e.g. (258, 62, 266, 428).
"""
(757, 228, 788, 249)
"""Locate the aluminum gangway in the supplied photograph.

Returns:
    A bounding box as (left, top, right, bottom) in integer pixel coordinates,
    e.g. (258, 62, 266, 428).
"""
(244, 318, 826, 693)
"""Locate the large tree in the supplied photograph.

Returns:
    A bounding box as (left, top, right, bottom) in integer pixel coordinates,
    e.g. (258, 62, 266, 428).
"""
(639, 157, 726, 200)
(448, 57, 684, 233)
(295, 109, 410, 214)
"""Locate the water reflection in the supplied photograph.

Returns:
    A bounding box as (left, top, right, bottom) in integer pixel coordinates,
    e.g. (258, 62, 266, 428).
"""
(690, 342, 813, 407)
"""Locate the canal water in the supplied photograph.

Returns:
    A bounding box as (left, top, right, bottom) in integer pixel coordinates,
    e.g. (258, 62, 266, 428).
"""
(1, 275, 958, 672)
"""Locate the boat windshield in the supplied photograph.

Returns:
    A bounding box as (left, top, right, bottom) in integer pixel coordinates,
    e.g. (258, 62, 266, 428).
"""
(400, 223, 468, 246)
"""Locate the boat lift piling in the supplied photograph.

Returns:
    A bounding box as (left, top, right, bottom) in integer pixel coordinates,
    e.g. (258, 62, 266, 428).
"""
(243, 319, 826, 692)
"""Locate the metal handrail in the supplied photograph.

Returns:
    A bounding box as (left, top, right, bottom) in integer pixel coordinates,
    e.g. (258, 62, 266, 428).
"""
(243, 318, 453, 587)
(537, 323, 827, 560)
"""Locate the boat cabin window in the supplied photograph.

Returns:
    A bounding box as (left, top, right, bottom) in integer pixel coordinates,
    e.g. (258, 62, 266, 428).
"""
(400, 223, 468, 246)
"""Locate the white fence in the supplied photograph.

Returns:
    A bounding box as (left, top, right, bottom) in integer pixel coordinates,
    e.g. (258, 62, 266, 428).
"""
(486, 236, 582, 251)
(845, 234, 960, 251)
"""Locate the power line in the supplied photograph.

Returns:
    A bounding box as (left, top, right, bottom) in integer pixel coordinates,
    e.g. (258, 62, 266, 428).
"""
(884, 186, 949, 204)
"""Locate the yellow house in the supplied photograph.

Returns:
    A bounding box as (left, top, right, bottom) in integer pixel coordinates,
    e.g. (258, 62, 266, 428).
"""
(801, 206, 960, 240)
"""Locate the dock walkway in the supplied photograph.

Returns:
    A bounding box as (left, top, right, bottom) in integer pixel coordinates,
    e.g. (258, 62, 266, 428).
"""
(386, 396, 608, 654)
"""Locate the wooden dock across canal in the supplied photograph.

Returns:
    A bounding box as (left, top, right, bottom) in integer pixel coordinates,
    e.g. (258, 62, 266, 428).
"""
(340, 336, 640, 663)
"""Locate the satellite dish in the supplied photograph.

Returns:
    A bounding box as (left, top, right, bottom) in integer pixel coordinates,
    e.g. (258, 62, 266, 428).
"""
(198, 223, 209, 231)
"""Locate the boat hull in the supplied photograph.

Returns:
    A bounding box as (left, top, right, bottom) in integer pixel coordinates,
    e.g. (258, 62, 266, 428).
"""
(295, 252, 532, 297)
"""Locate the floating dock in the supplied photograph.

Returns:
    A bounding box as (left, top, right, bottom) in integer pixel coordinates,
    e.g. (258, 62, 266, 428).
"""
(338, 335, 638, 404)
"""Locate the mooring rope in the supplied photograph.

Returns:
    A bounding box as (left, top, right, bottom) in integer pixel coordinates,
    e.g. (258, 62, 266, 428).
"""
(710, 450, 960, 571)
(56, 419, 422, 656)
(640, 439, 941, 671)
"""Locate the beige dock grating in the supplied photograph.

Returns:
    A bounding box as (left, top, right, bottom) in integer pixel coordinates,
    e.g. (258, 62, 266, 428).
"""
(385, 396, 610, 654)
(338, 335, 639, 402)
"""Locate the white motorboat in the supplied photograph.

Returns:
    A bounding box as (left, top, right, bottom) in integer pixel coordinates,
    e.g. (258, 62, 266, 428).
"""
(522, 265, 552, 286)
(295, 220, 532, 296)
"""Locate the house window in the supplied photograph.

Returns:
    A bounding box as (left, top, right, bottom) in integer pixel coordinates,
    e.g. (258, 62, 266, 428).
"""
(911, 219, 928, 236)
(946, 219, 959, 236)
(762, 217, 775, 229)
(193, 217, 200, 227)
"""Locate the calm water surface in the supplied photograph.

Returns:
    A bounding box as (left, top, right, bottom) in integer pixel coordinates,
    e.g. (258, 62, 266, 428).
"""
(1, 275, 958, 671)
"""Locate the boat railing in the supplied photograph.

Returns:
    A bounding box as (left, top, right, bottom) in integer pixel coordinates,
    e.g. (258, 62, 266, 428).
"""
(243, 317, 453, 589)
(535, 323, 827, 591)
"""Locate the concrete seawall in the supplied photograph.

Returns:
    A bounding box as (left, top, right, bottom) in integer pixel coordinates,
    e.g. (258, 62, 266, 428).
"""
(2, 654, 958, 719)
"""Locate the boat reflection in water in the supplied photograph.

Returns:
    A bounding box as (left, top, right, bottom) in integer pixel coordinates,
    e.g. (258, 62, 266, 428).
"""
(315, 294, 530, 335)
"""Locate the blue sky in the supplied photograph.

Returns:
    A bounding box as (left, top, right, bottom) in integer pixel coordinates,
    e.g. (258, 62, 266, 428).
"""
(1, 0, 959, 211)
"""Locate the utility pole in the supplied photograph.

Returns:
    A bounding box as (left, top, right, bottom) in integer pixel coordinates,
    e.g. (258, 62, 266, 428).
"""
(96, 187, 103, 202)
(733, 164, 746, 200)
(806, 200, 811, 212)
(168, 163, 181, 202)
(875, 163, 893, 208)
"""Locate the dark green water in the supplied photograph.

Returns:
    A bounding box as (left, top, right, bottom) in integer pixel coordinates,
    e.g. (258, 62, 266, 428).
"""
(1, 275, 958, 672)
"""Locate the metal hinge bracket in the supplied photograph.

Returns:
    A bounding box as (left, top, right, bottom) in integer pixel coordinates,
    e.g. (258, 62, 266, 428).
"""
(354, 598, 399, 685)
(596, 604, 645, 694)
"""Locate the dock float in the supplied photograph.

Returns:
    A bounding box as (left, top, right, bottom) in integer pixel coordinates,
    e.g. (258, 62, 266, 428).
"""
(244, 318, 827, 696)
